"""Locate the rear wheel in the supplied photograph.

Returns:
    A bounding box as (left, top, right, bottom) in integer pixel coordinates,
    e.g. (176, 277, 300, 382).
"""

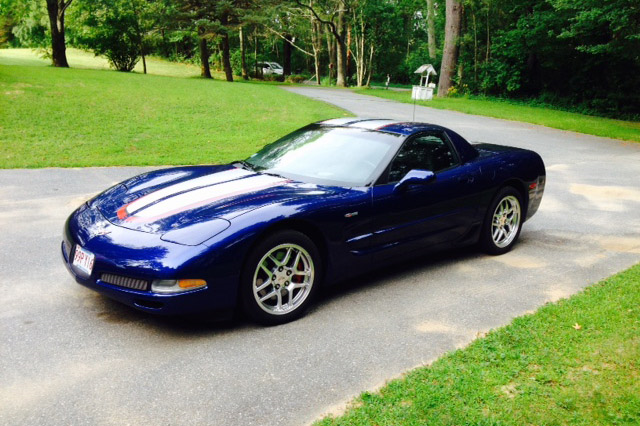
(240, 230, 321, 325)
(480, 187, 523, 255)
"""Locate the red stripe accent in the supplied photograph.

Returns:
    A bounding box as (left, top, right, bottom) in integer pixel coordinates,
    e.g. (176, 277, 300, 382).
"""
(119, 169, 250, 218)
(117, 203, 130, 219)
(124, 180, 288, 224)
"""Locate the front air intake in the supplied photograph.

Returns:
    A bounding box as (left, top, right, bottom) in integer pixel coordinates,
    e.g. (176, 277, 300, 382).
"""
(101, 273, 149, 291)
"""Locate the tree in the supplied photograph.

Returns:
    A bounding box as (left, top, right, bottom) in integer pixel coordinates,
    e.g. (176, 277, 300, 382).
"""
(350, 0, 394, 87)
(175, 0, 215, 78)
(1, 0, 49, 48)
(176, 0, 246, 82)
(295, 0, 349, 87)
(72, 0, 157, 72)
(45, 0, 73, 67)
(438, 0, 461, 96)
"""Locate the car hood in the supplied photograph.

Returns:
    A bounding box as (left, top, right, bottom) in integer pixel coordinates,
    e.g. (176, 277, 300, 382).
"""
(91, 165, 347, 238)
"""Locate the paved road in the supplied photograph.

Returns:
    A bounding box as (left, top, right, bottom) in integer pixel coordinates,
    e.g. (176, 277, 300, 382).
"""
(1, 88, 639, 426)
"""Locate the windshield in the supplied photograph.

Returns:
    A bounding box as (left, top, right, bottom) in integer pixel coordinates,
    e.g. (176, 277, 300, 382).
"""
(245, 125, 403, 186)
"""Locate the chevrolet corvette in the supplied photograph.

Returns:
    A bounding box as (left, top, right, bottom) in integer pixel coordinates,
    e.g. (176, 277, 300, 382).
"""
(62, 118, 545, 325)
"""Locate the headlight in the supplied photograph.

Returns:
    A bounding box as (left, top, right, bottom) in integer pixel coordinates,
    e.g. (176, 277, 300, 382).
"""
(151, 279, 207, 294)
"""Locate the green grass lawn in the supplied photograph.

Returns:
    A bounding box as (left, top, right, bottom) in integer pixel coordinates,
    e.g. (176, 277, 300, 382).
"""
(354, 88, 640, 143)
(0, 51, 348, 168)
(315, 263, 640, 426)
(0, 47, 207, 78)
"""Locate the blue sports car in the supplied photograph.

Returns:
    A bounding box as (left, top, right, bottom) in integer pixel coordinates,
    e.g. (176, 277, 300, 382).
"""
(62, 119, 545, 325)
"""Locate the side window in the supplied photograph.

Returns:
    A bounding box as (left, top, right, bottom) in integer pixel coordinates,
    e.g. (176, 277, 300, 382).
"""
(387, 132, 458, 183)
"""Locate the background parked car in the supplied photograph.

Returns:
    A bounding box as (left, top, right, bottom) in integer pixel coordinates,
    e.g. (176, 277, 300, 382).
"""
(257, 62, 283, 76)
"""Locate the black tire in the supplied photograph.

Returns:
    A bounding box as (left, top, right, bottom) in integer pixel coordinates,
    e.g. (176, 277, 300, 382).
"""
(480, 186, 524, 255)
(240, 230, 322, 325)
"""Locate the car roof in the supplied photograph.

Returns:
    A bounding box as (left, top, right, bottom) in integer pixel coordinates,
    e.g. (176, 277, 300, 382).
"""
(317, 118, 478, 163)
(318, 118, 449, 136)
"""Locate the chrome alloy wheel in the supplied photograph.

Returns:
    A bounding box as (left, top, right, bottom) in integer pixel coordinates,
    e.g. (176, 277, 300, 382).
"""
(491, 195, 521, 248)
(252, 243, 315, 315)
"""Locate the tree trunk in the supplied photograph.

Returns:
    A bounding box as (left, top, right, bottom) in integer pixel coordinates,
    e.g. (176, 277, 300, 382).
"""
(335, 1, 347, 87)
(239, 26, 248, 80)
(283, 34, 292, 76)
(46, 0, 71, 68)
(346, 24, 352, 80)
(473, 12, 477, 82)
(438, 0, 462, 97)
(336, 39, 347, 87)
(254, 30, 260, 78)
(326, 31, 335, 82)
(141, 53, 147, 74)
(353, 9, 365, 87)
(220, 32, 233, 82)
(486, 6, 491, 62)
(311, 14, 322, 85)
(426, 0, 437, 60)
(365, 44, 374, 86)
(199, 37, 212, 78)
(526, 50, 541, 95)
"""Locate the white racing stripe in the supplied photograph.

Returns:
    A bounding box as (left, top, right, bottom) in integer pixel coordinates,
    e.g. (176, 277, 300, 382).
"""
(128, 174, 287, 221)
(126, 168, 252, 215)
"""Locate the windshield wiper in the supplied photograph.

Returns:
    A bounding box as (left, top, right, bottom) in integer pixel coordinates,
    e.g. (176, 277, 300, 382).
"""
(233, 160, 255, 171)
(261, 170, 287, 179)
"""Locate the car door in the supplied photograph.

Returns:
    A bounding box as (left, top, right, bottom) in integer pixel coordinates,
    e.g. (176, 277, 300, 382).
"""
(370, 131, 481, 261)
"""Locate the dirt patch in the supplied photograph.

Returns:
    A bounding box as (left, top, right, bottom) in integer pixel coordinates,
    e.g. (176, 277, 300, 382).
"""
(574, 253, 607, 268)
(570, 183, 640, 212)
(492, 253, 546, 269)
(546, 163, 571, 172)
(595, 235, 640, 254)
(415, 320, 459, 334)
(538, 195, 567, 212)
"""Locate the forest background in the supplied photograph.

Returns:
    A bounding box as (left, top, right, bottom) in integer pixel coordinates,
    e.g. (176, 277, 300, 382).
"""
(1, 0, 638, 120)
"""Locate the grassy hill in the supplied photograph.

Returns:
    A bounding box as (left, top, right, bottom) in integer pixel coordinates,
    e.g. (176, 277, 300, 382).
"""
(0, 49, 348, 168)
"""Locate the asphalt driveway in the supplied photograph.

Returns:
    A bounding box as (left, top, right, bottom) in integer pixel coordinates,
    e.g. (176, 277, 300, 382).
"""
(1, 88, 639, 425)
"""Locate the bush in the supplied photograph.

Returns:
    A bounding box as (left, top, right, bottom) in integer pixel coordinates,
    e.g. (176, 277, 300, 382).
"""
(320, 76, 334, 86)
(286, 74, 306, 84)
(72, 0, 142, 72)
(263, 74, 282, 82)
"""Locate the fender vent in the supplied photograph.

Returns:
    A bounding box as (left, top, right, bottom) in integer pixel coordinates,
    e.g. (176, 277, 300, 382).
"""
(101, 273, 149, 291)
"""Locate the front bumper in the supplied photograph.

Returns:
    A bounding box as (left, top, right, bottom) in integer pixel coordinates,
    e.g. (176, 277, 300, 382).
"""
(61, 206, 238, 316)
(62, 240, 218, 315)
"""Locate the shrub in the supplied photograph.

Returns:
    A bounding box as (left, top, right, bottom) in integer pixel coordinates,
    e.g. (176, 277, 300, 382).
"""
(286, 74, 306, 84)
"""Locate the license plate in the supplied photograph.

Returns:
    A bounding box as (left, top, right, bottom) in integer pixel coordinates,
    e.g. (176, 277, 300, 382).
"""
(73, 246, 95, 276)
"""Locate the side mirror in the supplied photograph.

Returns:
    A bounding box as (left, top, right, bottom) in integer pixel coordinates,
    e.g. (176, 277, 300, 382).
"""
(393, 169, 435, 194)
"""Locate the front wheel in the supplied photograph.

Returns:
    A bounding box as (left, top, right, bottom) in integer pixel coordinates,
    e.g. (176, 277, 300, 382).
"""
(240, 230, 321, 325)
(480, 187, 523, 255)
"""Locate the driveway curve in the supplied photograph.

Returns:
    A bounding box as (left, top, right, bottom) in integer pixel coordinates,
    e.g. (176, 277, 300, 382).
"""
(1, 88, 639, 425)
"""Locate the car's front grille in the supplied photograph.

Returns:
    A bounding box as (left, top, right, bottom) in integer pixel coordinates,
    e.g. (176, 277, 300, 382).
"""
(101, 273, 149, 291)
